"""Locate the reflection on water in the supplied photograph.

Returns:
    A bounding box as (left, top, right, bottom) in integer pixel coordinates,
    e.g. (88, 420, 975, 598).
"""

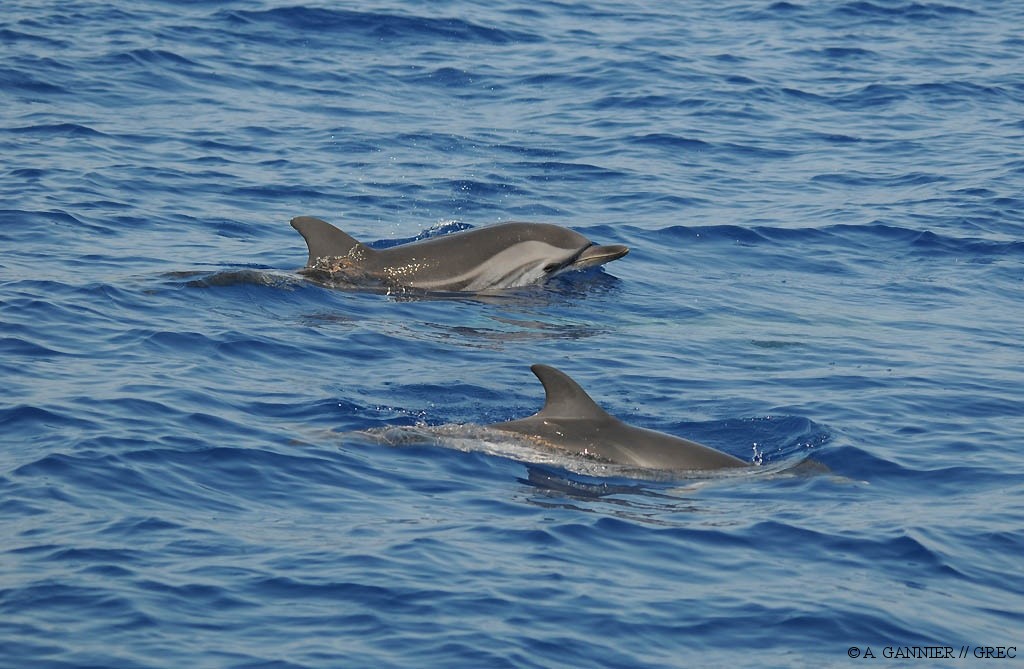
(166, 268, 302, 289)
(172, 266, 616, 347)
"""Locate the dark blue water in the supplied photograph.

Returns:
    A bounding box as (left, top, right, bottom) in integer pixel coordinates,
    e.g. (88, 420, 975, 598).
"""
(3, 1, 1023, 667)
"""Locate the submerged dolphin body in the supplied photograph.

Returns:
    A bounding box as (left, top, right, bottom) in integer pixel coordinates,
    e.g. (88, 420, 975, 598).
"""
(291, 216, 628, 292)
(490, 365, 748, 471)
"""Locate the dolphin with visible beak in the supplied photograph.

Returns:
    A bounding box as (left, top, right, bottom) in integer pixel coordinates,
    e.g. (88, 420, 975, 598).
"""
(490, 365, 748, 471)
(291, 216, 628, 292)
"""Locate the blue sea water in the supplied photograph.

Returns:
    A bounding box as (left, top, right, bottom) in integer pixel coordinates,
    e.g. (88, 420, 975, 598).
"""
(2, 0, 1023, 667)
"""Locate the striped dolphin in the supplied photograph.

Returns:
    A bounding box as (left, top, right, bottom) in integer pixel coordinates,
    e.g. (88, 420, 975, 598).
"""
(290, 216, 628, 292)
(490, 364, 748, 471)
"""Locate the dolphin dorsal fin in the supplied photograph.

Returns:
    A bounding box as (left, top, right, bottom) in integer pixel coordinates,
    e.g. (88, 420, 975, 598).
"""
(290, 216, 376, 266)
(531, 364, 611, 420)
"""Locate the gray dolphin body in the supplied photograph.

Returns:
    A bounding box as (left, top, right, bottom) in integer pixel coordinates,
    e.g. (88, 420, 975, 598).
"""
(291, 216, 628, 292)
(490, 365, 747, 471)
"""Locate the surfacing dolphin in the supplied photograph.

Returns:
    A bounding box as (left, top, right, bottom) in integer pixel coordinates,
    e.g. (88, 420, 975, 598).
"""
(291, 216, 628, 292)
(490, 364, 748, 471)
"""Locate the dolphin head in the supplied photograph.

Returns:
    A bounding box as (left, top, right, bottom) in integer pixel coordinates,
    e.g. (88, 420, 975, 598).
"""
(525, 224, 629, 277)
(553, 241, 631, 273)
(407, 222, 628, 291)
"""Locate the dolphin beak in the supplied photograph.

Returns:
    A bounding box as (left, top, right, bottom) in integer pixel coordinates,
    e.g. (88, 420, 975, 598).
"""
(569, 243, 630, 270)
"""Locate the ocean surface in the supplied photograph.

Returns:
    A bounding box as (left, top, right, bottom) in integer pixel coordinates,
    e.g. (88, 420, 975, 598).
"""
(2, 1, 1023, 667)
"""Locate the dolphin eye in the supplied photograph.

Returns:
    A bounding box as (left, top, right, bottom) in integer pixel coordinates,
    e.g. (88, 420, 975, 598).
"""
(543, 262, 561, 273)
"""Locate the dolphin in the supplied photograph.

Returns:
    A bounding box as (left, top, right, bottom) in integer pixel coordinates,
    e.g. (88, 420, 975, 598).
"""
(290, 216, 628, 292)
(490, 364, 748, 471)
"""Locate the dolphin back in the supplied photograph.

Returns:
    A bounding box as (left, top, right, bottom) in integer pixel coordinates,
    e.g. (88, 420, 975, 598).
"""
(493, 364, 749, 471)
(291, 216, 375, 267)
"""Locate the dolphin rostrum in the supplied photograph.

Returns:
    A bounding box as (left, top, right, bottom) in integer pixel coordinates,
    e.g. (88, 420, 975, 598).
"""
(291, 216, 628, 292)
(490, 364, 748, 471)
